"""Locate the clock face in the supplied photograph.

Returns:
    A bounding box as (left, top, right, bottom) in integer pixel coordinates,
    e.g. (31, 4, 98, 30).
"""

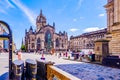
(0, 22, 9, 35)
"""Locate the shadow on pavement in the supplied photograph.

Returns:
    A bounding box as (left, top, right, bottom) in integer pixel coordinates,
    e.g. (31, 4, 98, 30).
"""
(0, 72, 9, 80)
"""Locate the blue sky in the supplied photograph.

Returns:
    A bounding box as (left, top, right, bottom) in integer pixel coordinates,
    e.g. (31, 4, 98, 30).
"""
(0, 0, 107, 49)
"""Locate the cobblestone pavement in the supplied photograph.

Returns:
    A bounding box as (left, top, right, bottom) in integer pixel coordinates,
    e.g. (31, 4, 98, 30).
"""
(0, 53, 9, 80)
(0, 52, 80, 80)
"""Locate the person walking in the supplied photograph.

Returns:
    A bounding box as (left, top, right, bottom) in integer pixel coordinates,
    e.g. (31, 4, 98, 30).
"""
(58, 53, 61, 58)
(18, 50, 22, 60)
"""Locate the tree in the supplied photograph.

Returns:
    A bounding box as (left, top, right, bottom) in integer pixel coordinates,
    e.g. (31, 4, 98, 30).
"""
(21, 44, 26, 51)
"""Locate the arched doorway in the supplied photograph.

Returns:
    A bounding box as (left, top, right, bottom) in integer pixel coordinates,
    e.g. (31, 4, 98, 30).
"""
(45, 30, 53, 51)
(56, 38, 59, 47)
(37, 38, 41, 51)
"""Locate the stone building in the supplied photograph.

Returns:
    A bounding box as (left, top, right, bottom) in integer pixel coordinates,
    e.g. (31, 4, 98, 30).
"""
(0, 26, 4, 50)
(70, 28, 107, 51)
(105, 0, 120, 55)
(25, 10, 68, 52)
(0, 24, 9, 51)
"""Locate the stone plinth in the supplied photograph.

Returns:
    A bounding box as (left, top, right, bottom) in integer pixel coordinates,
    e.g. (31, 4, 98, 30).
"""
(94, 39, 109, 62)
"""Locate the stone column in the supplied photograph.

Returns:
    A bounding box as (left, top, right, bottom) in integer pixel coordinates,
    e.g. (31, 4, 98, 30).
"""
(114, 0, 118, 23)
(34, 39, 37, 51)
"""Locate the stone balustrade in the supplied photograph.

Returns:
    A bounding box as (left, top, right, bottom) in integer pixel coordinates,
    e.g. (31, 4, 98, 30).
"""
(47, 65, 80, 80)
(12, 59, 80, 80)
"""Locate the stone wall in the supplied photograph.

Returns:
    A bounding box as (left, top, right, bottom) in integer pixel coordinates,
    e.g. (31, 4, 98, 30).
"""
(110, 30, 120, 55)
(105, 0, 120, 55)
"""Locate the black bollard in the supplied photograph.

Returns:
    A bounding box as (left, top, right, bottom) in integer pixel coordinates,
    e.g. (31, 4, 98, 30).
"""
(36, 59, 54, 80)
(25, 59, 37, 80)
(12, 60, 24, 80)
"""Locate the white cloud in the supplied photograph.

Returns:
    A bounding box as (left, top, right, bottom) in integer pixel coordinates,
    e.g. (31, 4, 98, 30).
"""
(0, 9, 7, 14)
(0, 0, 15, 14)
(11, 0, 36, 26)
(5, 0, 15, 8)
(76, 0, 84, 10)
(83, 27, 104, 32)
(73, 18, 77, 22)
(99, 13, 105, 17)
(80, 17, 84, 19)
(70, 28, 79, 32)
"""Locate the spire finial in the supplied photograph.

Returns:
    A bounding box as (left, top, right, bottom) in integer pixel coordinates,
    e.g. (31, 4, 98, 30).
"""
(40, 9, 42, 16)
(22, 38, 24, 45)
(25, 29, 27, 33)
(53, 22, 55, 27)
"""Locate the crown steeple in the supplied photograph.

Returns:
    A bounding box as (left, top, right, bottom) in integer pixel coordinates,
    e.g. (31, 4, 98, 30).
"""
(36, 9, 46, 32)
(40, 9, 42, 16)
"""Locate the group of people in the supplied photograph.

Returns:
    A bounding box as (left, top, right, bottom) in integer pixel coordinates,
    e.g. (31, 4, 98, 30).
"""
(58, 52, 68, 58)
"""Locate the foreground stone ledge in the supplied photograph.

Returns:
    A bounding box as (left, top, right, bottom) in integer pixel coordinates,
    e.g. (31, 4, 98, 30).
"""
(47, 65, 80, 80)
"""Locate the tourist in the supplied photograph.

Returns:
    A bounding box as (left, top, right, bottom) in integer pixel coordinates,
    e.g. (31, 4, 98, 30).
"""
(63, 52, 65, 57)
(81, 51, 85, 58)
(58, 53, 61, 58)
(40, 53, 45, 60)
(18, 50, 22, 60)
(37, 50, 40, 55)
(65, 52, 68, 57)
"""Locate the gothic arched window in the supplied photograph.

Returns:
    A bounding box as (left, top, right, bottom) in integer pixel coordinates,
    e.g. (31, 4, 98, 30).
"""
(37, 38, 41, 50)
(56, 38, 59, 47)
(45, 30, 52, 50)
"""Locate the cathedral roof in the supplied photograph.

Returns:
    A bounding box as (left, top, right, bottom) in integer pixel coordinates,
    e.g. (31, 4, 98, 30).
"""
(40, 9, 43, 16)
(82, 28, 107, 36)
(36, 24, 55, 33)
(44, 24, 55, 29)
(29, 26, 33, 31)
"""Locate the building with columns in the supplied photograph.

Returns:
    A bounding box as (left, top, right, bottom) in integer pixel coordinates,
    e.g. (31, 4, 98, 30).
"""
(105, 0, 120, 55)
(25, 10, 68, 52)
(70, 28, 107, 51)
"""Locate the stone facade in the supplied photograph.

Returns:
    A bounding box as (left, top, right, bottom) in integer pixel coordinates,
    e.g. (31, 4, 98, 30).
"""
(94, 40, 109, 62)
(0, 23, 15, 52)
(70, 28, 107, 51)
(105, 0, 120, 55)
(25, 10, 68, 52)
(0, 26, 4, 50)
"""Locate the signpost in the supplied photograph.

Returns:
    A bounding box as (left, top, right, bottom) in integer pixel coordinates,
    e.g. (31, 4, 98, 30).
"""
(0, 20, 13, 79)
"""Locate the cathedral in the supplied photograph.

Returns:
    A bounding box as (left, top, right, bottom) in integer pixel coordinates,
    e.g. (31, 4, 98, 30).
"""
(25, 10, 68, 52)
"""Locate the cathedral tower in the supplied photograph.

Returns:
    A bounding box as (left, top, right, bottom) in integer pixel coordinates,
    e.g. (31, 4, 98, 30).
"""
(36, 10, 46, 32)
